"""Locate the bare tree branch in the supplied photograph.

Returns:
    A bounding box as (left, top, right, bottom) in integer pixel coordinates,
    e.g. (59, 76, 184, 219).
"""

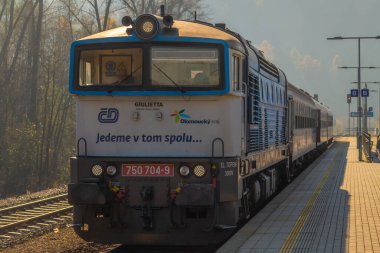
(0, 1, 35, 78)
(0, 0, 7, 23)
(102, 0, 112, 31)
(60, 0, 92, 34)
(87, 0, 101, 32)
(43, 0, 56, 13)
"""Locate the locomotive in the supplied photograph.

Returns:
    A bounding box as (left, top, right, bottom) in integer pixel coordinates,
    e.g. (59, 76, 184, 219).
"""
(68, 12, 333, 245)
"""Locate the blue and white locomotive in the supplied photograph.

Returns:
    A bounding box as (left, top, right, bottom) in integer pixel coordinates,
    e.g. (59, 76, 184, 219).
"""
(68, 12, 333, 245)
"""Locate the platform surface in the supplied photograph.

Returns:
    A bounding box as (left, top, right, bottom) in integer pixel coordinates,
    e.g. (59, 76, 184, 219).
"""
(217, 137, 380, 253)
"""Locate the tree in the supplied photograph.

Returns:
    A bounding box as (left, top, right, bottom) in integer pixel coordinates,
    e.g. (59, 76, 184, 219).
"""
(0, 0, 74, 195)
(59, 0, 115, 35)
(86, 0, 113, 32)
(119, 0, 206, 19)
(27, 0, 44, 123)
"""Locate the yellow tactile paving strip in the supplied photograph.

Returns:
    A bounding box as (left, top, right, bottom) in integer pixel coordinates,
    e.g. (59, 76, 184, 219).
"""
(279, 144, 344, 253)
(217, 137, 380, 253)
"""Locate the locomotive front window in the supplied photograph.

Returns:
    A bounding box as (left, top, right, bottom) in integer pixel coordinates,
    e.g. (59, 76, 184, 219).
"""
(151, 47, 220, 87)
(78, 48, 143, 86)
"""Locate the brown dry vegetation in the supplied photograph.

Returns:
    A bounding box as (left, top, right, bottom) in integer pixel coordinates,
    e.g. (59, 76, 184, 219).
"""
(0, 0, 207, 198)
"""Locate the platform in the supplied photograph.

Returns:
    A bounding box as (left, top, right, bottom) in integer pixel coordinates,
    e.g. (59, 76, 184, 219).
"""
(217, 137, 380, 253)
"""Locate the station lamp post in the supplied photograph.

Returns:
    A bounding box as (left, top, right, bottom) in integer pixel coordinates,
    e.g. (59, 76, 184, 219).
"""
(327, 35, 380, 161)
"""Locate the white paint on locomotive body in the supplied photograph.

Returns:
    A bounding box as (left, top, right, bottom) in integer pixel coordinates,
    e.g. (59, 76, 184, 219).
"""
(76, 95, 243, 157)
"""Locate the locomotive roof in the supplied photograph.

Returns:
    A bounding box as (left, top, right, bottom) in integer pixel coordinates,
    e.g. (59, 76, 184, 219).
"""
(288, 82, 315, 106)
(80, 20, 241, 44)
(288, 82, 331, 113)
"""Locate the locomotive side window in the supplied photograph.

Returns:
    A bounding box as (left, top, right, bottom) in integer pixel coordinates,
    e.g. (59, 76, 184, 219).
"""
(232, 55, 240, 91)
(82, 58, 94, 84)
(79, 48, 143, 86)
(151, 47, 220, 87)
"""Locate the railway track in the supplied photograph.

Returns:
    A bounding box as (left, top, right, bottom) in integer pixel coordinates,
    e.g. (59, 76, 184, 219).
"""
(0, 193, 72, 240)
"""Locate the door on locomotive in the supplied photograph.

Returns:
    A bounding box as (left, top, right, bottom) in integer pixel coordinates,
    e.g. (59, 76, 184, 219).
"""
(288, 96, 294, 153)
(316, 109, 321, 143)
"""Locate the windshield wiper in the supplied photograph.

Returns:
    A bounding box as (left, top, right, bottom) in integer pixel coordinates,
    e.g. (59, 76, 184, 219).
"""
(153, 64, 186, 94)
(112, 65, 143, 85)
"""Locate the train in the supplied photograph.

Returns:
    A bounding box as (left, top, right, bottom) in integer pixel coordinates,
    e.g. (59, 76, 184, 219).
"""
(68, 11, 333, 246)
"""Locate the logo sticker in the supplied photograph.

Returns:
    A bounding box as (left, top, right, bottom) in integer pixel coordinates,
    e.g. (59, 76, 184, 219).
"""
(98, 108, 119, 123)
(171, 109, 191, 123)
(170, 109, 219, 125)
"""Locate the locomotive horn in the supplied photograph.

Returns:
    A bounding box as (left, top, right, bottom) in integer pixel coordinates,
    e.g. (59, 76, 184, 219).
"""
(163, 15, 174, 28)
(121, 16, 133, 27)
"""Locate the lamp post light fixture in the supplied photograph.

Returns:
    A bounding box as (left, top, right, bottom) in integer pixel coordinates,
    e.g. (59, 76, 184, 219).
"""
(328, 35, 380, 161)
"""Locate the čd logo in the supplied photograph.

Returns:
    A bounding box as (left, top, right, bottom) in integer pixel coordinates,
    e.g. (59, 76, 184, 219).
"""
(98, 108, 119, 123)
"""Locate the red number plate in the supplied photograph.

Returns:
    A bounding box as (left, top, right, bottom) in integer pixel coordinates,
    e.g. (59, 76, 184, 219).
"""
(122, 164, 174, 177)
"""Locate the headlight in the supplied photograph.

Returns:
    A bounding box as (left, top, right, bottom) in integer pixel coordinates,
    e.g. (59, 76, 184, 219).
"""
(135, 14, 159, 40)
(179, 166, 190, 177)
(91, 164, 104, 177)
(106, 165, 117, 176)
(193, 165, 206, 177)
(142, 21, 154, 33)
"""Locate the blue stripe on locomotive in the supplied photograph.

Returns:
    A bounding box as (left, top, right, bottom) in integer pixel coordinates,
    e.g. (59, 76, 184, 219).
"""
(69, 36, 230, 96)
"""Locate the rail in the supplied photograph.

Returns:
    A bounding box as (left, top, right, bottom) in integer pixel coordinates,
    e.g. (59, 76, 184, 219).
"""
(0, 193, 68, 214)
(0, 194, 72, 237)
(361, 131, 373, 162)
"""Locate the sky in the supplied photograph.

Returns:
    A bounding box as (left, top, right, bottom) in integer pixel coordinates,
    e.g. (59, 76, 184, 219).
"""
(204, 0, 380, 133)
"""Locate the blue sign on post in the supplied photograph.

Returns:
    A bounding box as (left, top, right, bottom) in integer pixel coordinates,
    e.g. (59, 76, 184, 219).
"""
(351, 89, 359, 97)
(350, 111, 374, 117)
(361, 88, 369, 97)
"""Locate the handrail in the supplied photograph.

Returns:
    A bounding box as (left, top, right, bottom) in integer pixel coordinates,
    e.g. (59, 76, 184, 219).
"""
(361, 131, 373, 162)
(77, 137, 87, 157)
(212, 138, 225, 158)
